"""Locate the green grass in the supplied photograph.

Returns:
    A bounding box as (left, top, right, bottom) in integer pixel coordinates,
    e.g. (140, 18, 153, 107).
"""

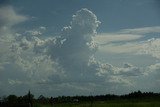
(33, 101, 160, 107)
(33, 103, 52, 107)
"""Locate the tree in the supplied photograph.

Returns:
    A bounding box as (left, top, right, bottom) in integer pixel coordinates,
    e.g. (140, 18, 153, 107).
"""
(7, 95, 18, 104)
(28, 90, 33, 107)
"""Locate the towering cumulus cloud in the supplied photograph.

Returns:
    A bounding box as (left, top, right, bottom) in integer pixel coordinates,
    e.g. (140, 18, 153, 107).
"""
(1, 7, 153, 96)
(39, 8, 101, 82)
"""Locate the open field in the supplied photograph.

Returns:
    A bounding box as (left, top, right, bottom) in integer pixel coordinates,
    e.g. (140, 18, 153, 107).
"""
(34, 101, 160, 107)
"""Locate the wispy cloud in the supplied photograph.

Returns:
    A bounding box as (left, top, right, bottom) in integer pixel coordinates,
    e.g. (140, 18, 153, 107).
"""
(0, 6, 27, 29)
(120, 26, 160, 35)
(96, 26, 160, 59)
(94, 33, 142, 44)
(99, 42, 142, 54)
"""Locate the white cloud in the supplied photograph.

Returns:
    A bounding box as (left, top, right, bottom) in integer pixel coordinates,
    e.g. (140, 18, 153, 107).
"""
(0, 5, 61, 96)
(94, 29, 144, 54)
(0, 5, 28, 70)
(98, 38, 160, 59)
(138, 38, 160, 59)
(0, 6, 160, 96)
(0, 8, 103, 96)
(37, 8, 101, 78)
(96, 26, 160, 60)
(8, 79, 22, 85)
(21, 8, 146, 94)
(120, 26, 160, 34)
(39, 26, 46, 30)
(71, 8, 100, 36)
(95, 61, 143, 77)
(99, 42, 143, 54)
(24, 26, 46, 36)
(108, 76, 133, 86)
(146, 63, 160, 77)
(25, 30, 42, 36)
(88, 57, 144, 87)
(117, 63, 143, 76)
(94, 33, 142, 44)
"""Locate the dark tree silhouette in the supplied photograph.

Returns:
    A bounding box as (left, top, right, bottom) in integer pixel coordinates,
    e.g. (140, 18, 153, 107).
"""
(28, 90, 33, 107)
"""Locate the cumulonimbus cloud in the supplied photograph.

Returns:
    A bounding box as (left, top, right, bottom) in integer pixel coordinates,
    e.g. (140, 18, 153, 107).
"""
(33, 8, 100, 76)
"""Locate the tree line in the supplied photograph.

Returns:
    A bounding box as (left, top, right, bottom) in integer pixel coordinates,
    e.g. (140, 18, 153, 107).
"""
(0, 90, 160, 107)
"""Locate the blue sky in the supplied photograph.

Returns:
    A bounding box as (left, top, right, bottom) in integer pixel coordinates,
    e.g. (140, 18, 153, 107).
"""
(0, 0, 160, 97)
(10, 0, 160, 32)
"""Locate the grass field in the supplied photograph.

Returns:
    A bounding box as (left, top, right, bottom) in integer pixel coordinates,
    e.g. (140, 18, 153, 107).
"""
(33, 101, 160, 107)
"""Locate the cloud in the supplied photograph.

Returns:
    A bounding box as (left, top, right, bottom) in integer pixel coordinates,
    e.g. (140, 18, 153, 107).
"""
(24, 8, 144, 94)
(146, 63, 160, 79)
(8, 79, 22, 85)
(88, 57, 143, 87)
(94, 33, 142, 45)
(138, 38, 160, 59)
(136, 63, 160, 92)
(0, 6, 159, 96)
(0, 8, 103, 96)
(117, 63, 143, 76)
(36, 8, 100, 81)
(0, 6, 27, 29)
(98, 38, 160, 59)
(94, 29, 144, 54)
(0, 6, 28, 65)
(98, 42, 142, 54)
(95, 61, 143, 77)
(24, 26, 46, 36)
(120, 26, 160, 35)
(108, 76, 133, 86)
(96, 26, 160, 60)
(0, 5, 59, 96)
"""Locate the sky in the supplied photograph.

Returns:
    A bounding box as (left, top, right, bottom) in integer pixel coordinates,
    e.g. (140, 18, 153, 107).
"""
(0, 0, 160, 97)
